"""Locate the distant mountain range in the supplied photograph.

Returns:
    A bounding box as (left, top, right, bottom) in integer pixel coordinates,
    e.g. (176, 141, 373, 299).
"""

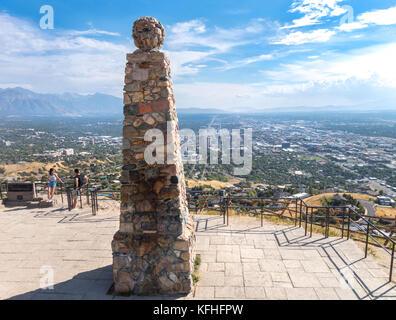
(177, 107, 231, 114)
(0, 87, 123, 117)
(1, 87, 393, 118)
(0, 87, 230, 117)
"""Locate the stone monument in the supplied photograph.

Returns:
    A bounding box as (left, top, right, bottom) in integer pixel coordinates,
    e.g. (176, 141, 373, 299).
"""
(111, 17, 196, 295)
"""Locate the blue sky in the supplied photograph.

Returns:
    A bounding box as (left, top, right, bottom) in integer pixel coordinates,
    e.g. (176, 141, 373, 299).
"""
(1, 0, 396, 111)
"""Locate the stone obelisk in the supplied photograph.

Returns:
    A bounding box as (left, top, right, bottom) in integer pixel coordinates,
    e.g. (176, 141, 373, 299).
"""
(111, 17, 195, 295)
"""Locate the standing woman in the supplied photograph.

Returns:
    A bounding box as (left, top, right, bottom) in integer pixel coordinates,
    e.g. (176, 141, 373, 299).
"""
(48, 168, 64, 200)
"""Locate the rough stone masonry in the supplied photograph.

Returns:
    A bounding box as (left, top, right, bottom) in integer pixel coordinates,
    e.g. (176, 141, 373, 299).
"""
(111, 17, 196, 295)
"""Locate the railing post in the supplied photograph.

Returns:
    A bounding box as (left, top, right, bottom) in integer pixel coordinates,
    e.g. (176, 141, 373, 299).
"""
(227, 196, 230, 226)
(96, 191, 99, 214)
(79, 189, 83, 209)
(347, 209, 351, 240)
(66, 188, 72, 211)
(310, 207, 313, 237)
(304, 205, 308, 236)
(90, 191, 93, 215)
(341, 211, 345, 239)
(60, 183, 64, 205)
(34, 183, 38, 199)
(299, 200, 302, 228)
(365, 220, 370, 258)
(91, 190, 96, 215)
(222, 197, 226, 225)
(325, 207, 329, 238)
(390, 243, 395, 282)
(295, 200, 297, 227)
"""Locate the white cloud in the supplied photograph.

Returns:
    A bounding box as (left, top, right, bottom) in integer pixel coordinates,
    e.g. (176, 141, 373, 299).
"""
(67, 28, 121, 37)
(165, 50, 216, 76)
(338, 5, 396, 32)
(0, 14, 126, 55)
(0, 13, 128, 96)
(273, 29, 336, 45)
(166, 18, 270, 53)
(238, 54, 274, 65)
(220, 54, 274, 71)
(168, 20, 207, 37)
(358, 6, 396, 26)
(0, 14, 277, 94)
(282, 15, 321, 29)
(337, 22, 367, 32)
(174, 78, 396, 111)
(2, 9, 396, 111)
(263, 42, 396, 87)
(174, 42, 396, 110)
(281, 3, 396, 46)
(165, 18, 276, 76)
(282, 0, 347, 29)
(175, 82, 260, 110)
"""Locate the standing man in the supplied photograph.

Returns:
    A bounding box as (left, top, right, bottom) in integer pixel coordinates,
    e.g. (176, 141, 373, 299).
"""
(72, 168, 88, 209)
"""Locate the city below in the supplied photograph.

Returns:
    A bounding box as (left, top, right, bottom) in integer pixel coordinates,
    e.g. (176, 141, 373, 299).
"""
(0, 111, 395, 218)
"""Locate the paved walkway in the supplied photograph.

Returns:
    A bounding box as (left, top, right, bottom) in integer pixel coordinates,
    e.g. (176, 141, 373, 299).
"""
(0, 206, 395, 300)
(194, 216, 395, 300)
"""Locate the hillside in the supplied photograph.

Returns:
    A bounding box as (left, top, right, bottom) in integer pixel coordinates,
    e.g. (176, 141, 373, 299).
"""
(304, 193, 375, 207)
(186, 178, 241, 189)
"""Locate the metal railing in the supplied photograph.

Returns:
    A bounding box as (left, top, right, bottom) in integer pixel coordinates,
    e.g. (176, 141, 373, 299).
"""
(187, 193, 395, 282)
(298, 199, 395, 282)
(187, 190, 227, 224)
(90, 190, 120, 216)
(86, 188, 395, 281)
(34, 182, 65, 205)
(0, 180, 91, 209)
(65, 185, 91, 211)
(186, 192, 301, 227)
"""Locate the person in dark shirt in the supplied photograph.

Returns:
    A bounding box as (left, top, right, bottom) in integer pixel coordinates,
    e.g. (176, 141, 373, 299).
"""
(72, 168, 89, 209)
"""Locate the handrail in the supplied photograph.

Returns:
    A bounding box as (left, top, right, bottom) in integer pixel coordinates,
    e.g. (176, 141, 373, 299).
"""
(86, 191, 395, 281)
(300, 199, 396, 246)
(351, 209, 396, 245)
(299, 197, 395, 282)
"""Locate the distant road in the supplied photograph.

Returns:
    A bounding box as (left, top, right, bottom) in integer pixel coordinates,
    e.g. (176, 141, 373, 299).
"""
(359, 200, 376, 217)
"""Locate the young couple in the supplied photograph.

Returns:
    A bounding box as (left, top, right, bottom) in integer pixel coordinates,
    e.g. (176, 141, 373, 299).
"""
(48, 168, 88, 208)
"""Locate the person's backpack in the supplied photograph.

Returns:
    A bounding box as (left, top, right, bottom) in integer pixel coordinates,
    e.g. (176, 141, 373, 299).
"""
(77, 174, 86, 189)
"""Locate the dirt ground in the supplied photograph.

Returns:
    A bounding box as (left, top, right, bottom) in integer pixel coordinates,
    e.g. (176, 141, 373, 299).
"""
(376, 206, 396, 218)
(1, 159, 107, 180)
(1, 161, 65, 178)
(186, 178, 241, 190)
(304, 193, 375, 207)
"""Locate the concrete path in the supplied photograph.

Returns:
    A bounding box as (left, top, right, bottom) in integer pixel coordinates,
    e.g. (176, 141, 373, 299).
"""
(193, 215, 395, 300)
(0, 206, 395, 300)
